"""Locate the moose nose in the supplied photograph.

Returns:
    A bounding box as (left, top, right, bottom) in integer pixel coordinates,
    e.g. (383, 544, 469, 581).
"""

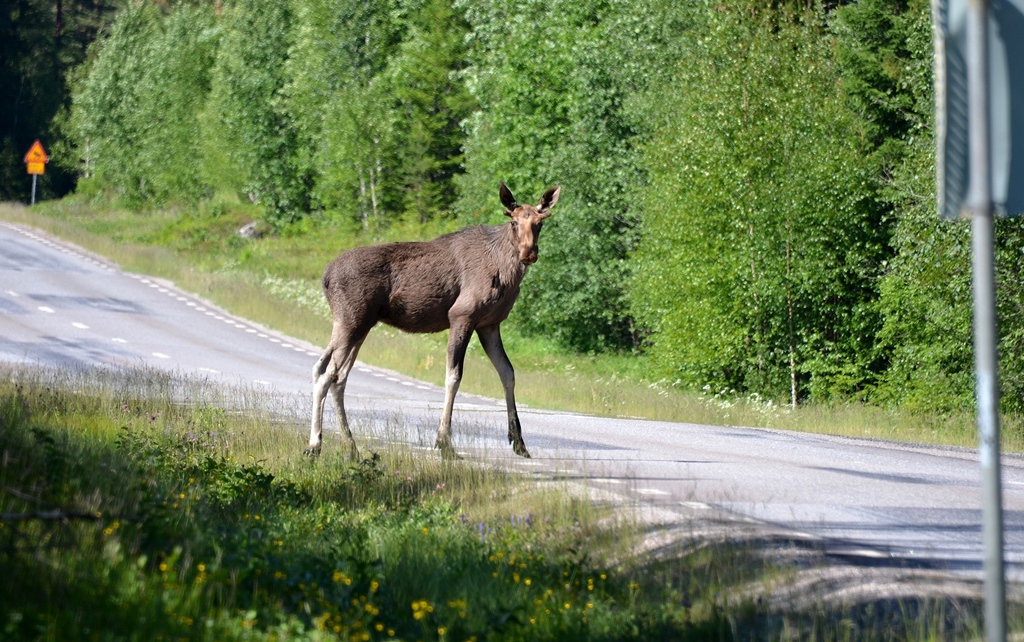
(522, 251, 538, 264)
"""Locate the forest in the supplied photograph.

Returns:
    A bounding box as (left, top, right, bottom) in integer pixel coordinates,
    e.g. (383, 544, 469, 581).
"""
(5, 0, 1024, 415)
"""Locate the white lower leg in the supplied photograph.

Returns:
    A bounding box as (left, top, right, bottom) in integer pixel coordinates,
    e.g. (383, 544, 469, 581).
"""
(309, 372, 333, 451)
(435, 369, 461, 450)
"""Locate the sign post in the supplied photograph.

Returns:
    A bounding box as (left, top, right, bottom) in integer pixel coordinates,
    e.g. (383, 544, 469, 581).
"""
(23, 140, 48, 206)
(935, 0, 1024, 639)
(965, 2, 1005, 639)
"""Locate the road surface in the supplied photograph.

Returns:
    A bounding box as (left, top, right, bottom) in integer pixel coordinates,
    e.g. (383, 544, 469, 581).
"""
(1, 219, 1022, 581)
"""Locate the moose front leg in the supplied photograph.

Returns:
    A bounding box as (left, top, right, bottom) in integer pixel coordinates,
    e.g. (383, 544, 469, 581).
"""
(477, 325, 530, 458)
(436, 322, 473, 459)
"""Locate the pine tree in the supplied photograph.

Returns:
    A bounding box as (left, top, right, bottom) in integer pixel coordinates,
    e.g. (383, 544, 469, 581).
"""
(387, 0, 475, 221)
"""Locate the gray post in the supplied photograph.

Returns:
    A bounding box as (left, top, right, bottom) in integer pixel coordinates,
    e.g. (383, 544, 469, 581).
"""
(30, 174, 37, 206)
(966, 0, 1005, 639)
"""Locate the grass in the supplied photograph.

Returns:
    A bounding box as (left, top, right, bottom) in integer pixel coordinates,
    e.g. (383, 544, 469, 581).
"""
(0, 364, 1004, 640)
(2, 199, 1015, 453)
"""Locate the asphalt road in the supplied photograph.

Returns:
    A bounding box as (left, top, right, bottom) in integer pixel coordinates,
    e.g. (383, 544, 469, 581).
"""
(2, 219, 1023, 581)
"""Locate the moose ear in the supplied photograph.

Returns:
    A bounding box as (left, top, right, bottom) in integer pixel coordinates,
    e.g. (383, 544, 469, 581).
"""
(499, 181, 518, 215)
(538, 185, 561, 213)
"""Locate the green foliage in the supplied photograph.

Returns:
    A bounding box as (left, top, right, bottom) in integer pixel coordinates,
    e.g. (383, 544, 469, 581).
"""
(387, 0, 476, 222)
(875, 186, 974, 412)
(456, 0, 583, 345)
(456, 0, 697, 352)
(876, 142, 1024, 413)
(206, 0, 308, 226)
(71, 3, 217, 206)
(284, 0, 404, 226)
(831, 0, 927, 160)
(71, 3, 160, 203)
(836, 0, 1024, 414)
(631, 1, 887, 402)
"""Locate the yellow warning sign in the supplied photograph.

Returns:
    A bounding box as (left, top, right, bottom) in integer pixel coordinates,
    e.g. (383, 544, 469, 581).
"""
(24, 140, 47, 175)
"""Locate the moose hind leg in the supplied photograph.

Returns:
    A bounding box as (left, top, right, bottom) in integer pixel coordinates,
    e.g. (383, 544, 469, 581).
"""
(308, 349, 335, 456)
(308, 328, 366, 457)
(477, 325, 530, 458)
(328, 335, 365, 461)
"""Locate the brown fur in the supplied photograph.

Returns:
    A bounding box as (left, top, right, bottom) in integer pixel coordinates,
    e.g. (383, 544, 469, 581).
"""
(308, 182, 561, 459)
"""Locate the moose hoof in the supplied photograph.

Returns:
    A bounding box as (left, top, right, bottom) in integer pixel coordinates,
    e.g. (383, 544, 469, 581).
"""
(512, 442, 531, 459)
(436, 441, 463, 461)
(304, 444, 322, 458)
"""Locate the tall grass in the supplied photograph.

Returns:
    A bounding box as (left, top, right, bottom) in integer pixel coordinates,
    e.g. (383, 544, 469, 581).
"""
(0, 199, 1016, 453)
(0, 364, 1003, 640)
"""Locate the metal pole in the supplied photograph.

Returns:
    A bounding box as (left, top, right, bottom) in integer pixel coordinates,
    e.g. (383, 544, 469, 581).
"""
(966, 0, 1006, 639)
(31, 174, 37, 206)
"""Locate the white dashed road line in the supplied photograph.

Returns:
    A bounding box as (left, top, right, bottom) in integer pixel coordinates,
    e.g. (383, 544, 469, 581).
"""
(1, 223, 114, 272)
(2, 225, 335, 383)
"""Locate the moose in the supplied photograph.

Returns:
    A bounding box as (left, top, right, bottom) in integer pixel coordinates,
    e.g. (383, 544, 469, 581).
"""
(308, 181, 561, 460)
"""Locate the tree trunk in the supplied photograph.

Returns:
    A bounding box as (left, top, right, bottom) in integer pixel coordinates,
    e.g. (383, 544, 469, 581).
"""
(786, 232, 797, 409)
(358, 170, 368, 229)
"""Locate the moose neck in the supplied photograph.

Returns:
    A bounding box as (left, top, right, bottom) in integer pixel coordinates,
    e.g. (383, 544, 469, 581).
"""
(488, 221, 529, 288)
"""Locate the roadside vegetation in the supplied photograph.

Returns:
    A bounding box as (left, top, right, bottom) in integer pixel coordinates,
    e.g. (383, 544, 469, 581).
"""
(0, 364, 1004, 640)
